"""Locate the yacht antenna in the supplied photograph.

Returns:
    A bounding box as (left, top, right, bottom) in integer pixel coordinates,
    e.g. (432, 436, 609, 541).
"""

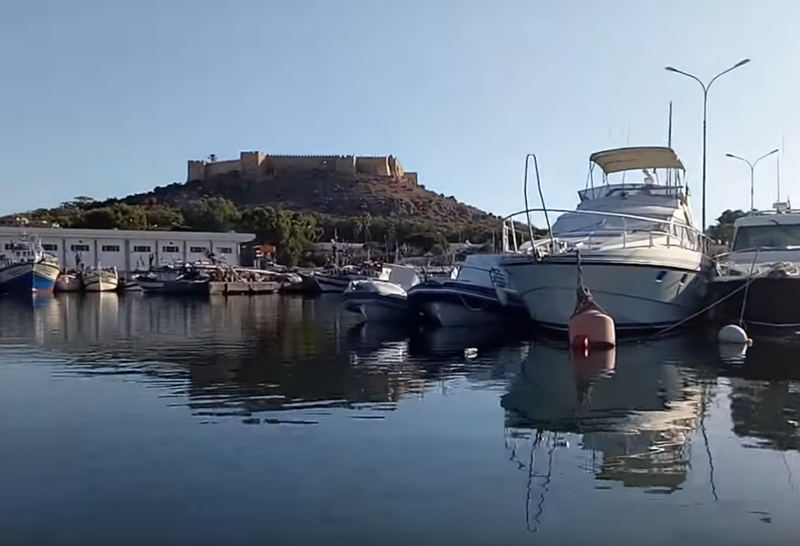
(778, 134, 785, 201)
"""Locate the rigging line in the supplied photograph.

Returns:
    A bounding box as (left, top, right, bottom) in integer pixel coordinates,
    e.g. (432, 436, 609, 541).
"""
(700, 383, 719, 502)
(781, 451, 795, 492)
(525, 431, 544, 532)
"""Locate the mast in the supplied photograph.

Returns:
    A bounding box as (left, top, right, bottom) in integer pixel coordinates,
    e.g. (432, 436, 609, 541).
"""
(667, 101, 673, 185)
(667, 101, 673, 147)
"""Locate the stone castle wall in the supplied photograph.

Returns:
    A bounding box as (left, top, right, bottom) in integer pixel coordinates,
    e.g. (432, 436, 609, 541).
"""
(187, 152, 417, 185)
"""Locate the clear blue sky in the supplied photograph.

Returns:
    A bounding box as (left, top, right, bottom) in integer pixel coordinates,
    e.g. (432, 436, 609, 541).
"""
(2, 0, 799, 229)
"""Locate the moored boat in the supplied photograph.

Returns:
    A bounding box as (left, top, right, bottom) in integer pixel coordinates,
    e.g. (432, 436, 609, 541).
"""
(343, 263, 419, 322)
(82, 267, 119, 292)
(313, 265, 373, 293)
(707, 201, 800, 332)
(55, 272, 83, 292)
(407, 254, 527, 327)
(503, 146, 712, 333)
(0, 235, 60, 294)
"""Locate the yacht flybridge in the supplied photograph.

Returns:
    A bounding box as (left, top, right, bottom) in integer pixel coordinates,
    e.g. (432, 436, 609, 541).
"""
(502, 146, 713, 332)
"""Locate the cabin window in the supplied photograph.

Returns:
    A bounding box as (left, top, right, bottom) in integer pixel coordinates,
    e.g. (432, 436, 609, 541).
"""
(732, 224, 800, 251)
(216, 247, 232, 254)
(679, 273, 688, 285)
(655, 270, 667, 283)
(190, 246, 208, 253)
(162, 245, 180, 253)
(4, 244, 13, 250)
(133, 245, 151, 253)
(101, 245, 120, 252)
(70, 244, 90, 252)
(42, 244, 58, 251)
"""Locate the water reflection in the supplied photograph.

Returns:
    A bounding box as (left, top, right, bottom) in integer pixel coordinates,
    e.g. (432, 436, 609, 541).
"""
(0, 294, 528, 422)
(721, 339, 800, 452)
(502, 338, 707, 493)
(3, 295, 800, 542)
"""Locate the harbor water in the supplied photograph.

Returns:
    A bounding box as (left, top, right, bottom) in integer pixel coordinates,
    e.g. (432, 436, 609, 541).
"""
(0, 293, 799, 545)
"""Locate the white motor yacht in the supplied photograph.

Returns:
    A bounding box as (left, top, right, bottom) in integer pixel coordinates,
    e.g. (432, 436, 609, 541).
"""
(503, 146, 712, 332)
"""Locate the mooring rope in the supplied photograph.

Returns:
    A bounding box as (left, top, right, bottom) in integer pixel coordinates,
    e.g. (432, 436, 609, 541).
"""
(572, 249, 608, 318)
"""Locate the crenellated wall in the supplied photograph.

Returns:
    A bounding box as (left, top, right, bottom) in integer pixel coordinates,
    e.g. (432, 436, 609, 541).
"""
(187, 152, 415, 184)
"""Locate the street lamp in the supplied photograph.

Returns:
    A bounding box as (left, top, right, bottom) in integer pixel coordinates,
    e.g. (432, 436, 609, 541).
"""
(725, 149, 779, 211)
(665, 59, 751, 232)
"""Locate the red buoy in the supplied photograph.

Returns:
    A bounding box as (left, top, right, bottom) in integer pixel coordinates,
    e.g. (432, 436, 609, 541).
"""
(568, 307, 616, 351)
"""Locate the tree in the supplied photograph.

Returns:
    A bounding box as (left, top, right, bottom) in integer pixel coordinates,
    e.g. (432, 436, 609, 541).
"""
(144, 205, 184, 229)
(356, 212, 372, 243)
(181, 197, 240, 232)
(706, 209, 747, 245)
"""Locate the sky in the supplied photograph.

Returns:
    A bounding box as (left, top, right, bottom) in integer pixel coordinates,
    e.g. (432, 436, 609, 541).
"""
(2, 0, 799, 230)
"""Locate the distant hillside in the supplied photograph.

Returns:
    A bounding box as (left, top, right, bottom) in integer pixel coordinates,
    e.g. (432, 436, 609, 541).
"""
(128, 168, 500, 234)
(9, 164, 533, 264)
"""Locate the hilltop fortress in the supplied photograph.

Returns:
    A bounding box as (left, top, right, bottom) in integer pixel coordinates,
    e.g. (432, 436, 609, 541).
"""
(188, 152, 419, 186)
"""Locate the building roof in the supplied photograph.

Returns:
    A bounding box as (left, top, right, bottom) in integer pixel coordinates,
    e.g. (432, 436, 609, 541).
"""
(590, 147, 685, 174)
(0, 226, 255, 242)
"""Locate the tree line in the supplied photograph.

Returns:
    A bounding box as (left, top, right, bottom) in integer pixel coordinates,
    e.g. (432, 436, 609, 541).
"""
(15, 196, 511, 265)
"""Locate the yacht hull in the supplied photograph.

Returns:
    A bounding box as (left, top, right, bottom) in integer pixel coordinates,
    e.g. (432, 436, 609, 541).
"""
(708, 276, 800, 331)
(505, 253, 709, 332)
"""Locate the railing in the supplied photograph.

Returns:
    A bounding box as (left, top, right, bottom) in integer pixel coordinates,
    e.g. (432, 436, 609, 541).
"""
(501, 207, 714, 256)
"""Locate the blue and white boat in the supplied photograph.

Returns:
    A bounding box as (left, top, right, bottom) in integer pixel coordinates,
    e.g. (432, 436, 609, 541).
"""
(342, 263, 420, 322)
(0, 235, 61, 294)
(407, 254, 528, 327)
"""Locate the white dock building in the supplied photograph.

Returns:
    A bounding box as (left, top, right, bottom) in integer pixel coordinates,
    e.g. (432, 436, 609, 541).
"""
(0, 227, 255, 272)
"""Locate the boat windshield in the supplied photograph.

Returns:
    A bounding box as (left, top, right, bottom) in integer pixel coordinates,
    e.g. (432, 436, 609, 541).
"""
(732, 223, 800, 251)
(552, 212, 674, 237)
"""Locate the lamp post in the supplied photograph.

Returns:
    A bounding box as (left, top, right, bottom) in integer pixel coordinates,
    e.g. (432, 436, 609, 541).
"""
(725, 149, 779, 211)
(665, 59, 751, 232)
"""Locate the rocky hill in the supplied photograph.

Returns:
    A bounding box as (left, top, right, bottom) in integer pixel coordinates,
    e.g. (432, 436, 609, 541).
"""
(9, 167, 521, 263)
(125, 169, 500, 234)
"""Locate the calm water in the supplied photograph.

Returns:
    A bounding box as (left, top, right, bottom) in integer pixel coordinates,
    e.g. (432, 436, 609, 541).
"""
(0, 294, 799, 545)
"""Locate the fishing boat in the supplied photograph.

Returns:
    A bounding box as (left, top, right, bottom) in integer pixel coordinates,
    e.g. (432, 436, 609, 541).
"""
(55, 271, 83, 292)
(0, 234, 61, 294)
(407, 254, 527, 327)
(503, 147, 712, 332)
(707, 201, 800, 331)
(82, 267, 119, 292)
(342, 263, 419, 322)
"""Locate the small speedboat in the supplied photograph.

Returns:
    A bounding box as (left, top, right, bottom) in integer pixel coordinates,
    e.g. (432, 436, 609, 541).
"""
(407, 254, 527, 327)
(343, 264, 419, 322)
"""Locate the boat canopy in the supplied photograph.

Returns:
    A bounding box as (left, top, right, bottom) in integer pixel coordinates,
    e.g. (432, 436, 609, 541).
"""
(590, 147, 685, 175)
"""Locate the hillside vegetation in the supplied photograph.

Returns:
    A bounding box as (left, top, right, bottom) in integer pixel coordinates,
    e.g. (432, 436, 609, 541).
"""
(10, 169, 527, 264)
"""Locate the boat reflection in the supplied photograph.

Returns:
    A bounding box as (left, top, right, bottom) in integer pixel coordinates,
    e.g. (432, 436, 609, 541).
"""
(721, 338, 800, 451)
(502, 337, 705, 492)
(0, 295, 528, 421)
